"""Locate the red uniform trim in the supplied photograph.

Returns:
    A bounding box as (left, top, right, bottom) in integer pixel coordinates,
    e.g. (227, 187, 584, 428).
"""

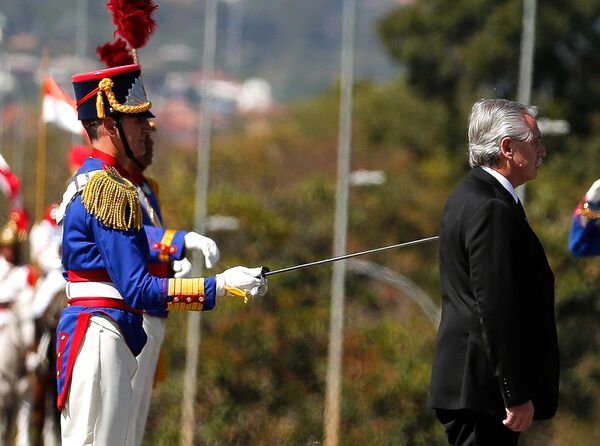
(68, 297, 143, 315)
(26, 266, 38, 287)
(89, 149, 131, 179)
(56, 312, 91, 411)
(67, 269, 112, 282)
(75, 88, 99, 109)
(71, 64, 141, 82)
(148, 263, 170, 278)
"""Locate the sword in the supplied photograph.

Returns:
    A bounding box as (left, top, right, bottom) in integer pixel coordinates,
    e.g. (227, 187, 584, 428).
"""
(261, 235, 439, 277)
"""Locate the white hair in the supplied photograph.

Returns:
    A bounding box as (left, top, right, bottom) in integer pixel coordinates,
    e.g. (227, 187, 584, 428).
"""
(468, 98, 538, 168)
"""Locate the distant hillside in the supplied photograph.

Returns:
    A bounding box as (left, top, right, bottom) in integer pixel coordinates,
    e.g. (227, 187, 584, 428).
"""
(0, 0, 403, 102)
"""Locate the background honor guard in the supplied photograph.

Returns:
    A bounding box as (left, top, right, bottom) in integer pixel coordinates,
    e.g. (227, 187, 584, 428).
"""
(55, 64, 268, 446)
(569, 179, 600, 256)
(95, 39, 221, 446)
(29, 203, 65, 446)
(126, 124, 220, 446)
(0, 214, 36, 446)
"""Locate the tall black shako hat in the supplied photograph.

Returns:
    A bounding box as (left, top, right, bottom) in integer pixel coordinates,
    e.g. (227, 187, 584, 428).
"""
(72, 64, 153, 121)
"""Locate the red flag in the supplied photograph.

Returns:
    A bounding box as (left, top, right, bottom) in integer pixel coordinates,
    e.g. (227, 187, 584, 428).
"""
(42, 76, 84, 135)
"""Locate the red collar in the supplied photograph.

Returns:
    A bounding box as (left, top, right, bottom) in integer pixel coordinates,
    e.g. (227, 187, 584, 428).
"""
(91, 149, 131, 179)
(128, 170, 145, 186)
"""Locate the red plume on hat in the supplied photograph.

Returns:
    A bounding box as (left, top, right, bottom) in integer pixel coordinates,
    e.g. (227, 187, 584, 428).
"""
(96, 38, 135, 68)
(106, 0, 159, 50)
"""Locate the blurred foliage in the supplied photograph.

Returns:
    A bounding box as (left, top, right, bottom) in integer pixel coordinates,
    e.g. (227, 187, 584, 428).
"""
(3, 0, 600, 444)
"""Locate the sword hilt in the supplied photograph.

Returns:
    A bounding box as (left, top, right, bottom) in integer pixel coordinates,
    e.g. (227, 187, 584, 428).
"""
(259, 266, 271, 277)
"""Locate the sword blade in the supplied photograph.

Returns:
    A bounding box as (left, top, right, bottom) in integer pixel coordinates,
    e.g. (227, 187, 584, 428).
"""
(263, 235, 439, 277)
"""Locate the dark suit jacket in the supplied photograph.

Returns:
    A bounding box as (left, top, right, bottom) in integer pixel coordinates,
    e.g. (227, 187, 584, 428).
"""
(429, 167, 559, 420)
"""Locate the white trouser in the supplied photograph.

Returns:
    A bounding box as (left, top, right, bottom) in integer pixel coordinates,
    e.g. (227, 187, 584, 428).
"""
(60, 315, 138, 446)
(127, 314, 166, 446)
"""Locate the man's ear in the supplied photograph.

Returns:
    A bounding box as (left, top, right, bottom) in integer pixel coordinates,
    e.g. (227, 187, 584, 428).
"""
(102, 117, 118, 136)
(499, 136, 513, 160)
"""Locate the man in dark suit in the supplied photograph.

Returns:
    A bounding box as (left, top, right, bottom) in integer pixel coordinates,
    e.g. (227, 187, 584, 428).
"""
(430, 98, 559, 445)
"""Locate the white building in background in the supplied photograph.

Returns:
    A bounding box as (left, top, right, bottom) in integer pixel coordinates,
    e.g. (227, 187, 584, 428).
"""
(237, 78, 272, 114)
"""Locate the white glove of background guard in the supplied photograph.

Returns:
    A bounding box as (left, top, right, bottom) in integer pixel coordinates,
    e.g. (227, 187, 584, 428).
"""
(586, 179, 600, 205)
(173, 258, 193, 278)
(216, 266, 268, 300)
(184, 232, 220, 269)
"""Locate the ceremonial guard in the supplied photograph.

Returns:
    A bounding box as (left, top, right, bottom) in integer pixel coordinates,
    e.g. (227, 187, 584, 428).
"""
(29, 204, 64, 446)
(569, 179, 600, 256)
(0, 215, 36, 446)
(30, 204, 64, 321)
(126, 126, 220, 446)
(55, 64, 267, 445)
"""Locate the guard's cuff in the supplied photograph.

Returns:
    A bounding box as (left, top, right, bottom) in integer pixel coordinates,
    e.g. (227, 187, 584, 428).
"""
(166, 277, 216, 311)
(575, 200, 600, 226)
(152, 229, 186, 262)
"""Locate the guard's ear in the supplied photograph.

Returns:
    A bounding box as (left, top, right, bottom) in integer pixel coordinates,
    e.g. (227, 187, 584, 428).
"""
(102, 117, 118, 136)
(499, 136, 514, 159)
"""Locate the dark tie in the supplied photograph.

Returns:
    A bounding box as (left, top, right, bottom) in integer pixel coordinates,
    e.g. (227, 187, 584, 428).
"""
(516, 199, 527, 221)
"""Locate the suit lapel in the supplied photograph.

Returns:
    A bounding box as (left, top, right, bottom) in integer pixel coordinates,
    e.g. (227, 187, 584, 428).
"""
(470, 167, 528, 224)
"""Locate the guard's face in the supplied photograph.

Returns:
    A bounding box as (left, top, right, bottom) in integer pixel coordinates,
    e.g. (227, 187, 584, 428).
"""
(511, 114, 546, 185)
(0, 245, 17, 265)
(119, 115, 152, 162)
(141, 133, 155, 169)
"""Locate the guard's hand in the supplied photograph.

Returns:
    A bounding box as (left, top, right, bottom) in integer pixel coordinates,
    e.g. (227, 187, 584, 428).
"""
(215, 266, 268, 300)
(25, 351, 47, 374)
(503, 400, 534, 432)
(173, 258, 192, 278)
(586, 179, 600, 205)
(184, 232, 220, 269)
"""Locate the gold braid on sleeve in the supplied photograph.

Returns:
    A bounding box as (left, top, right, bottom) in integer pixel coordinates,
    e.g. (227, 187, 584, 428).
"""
(575, 201, 600, 226)
(167, 278, 206, 311)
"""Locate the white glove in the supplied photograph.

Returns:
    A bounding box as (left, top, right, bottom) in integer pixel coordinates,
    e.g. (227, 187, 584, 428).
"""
(586, 179, 600, 205)
(215, 266, 268, 300)
(25, 351, 47, 374)
(173, 258, 192, 278)
(184, 232, 220, 269)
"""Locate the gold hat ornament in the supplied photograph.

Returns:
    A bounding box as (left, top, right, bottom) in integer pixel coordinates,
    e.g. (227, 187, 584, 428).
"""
(0, 219, 19, 246)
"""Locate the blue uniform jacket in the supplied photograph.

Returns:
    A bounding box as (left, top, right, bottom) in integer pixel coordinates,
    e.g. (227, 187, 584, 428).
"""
(569, 199, 600, 256)
(56, 150, 215, 410)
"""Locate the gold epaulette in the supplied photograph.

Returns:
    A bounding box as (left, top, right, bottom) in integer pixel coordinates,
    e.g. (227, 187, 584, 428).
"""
(167, 278, 206, 311)
(81, 166, 142, 231)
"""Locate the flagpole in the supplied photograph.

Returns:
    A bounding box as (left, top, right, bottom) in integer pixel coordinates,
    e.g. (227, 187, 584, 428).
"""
(36, 48, 49, 222)
(181, 1, 218, 445)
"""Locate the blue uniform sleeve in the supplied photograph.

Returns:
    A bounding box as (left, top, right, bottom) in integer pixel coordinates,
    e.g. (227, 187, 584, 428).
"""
(90, 210, 168, 311)
(145, 225, 187, 262)
(569, 213, 600, 256)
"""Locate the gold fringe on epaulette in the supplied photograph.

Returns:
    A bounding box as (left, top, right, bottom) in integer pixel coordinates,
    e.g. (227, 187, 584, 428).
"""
(81, 167, 142, 231)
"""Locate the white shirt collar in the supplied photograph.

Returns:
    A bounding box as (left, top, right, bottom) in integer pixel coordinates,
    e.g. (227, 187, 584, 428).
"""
(480, 166, 519, 203)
